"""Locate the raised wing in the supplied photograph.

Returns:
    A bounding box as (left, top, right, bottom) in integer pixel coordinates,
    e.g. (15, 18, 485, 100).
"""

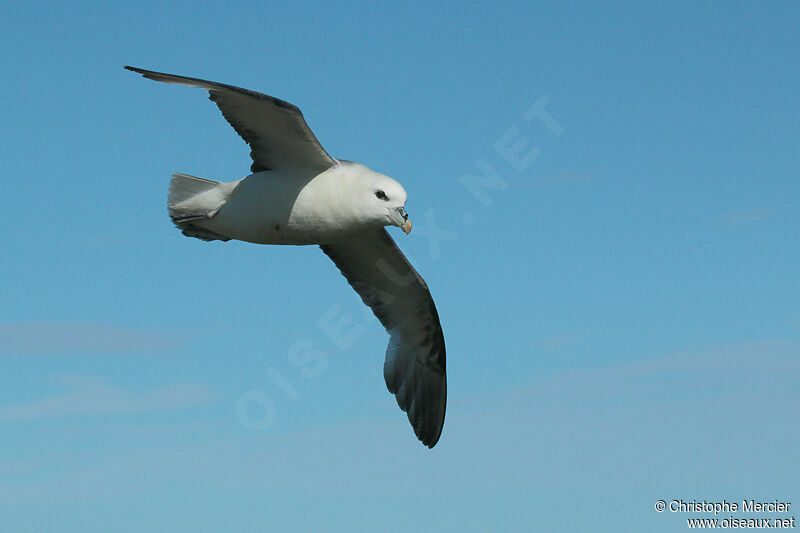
(125, 66, 335, 174)
(321, 230, 446, 447)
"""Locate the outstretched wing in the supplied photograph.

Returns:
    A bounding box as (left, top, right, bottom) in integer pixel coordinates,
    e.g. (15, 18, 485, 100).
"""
(125, 66, 335, 174)
(321, 230, 447, 448)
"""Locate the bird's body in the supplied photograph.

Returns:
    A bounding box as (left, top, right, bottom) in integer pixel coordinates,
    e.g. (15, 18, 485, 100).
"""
(127, 66, 446, 447)
(179, 162, 404, 246)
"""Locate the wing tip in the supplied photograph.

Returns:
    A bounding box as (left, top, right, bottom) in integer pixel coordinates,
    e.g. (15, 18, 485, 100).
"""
(416, 420, 444, 448)
(422, 430, 443, 448)
(124, 65, 166, 83)
(409, 379, 447, 449)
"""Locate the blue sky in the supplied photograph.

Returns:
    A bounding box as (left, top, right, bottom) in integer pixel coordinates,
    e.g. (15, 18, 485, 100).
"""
(1, 1, 798, 531)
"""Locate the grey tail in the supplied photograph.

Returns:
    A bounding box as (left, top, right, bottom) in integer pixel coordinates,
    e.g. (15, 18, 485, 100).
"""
(167, 173, 231, 242)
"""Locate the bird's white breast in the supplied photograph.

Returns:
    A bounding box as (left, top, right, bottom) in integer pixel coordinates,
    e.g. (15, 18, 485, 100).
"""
(196, 164, 375, 245)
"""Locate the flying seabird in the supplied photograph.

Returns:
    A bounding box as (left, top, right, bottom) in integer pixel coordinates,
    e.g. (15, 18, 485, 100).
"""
(125, 66, 446, 447)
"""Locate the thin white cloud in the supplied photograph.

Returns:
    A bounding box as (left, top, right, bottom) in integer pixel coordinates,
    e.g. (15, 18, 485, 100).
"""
(0, 376, 217, 423)
(718, 208, 776, 227)
(0, 321, 179, 356)
(0, 340, 797, 510)
(535, 334, 581, 350)
(488, 339, 800, 409)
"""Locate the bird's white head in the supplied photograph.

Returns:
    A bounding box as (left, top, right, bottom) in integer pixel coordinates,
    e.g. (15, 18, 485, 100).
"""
(348, 163, 412, 234)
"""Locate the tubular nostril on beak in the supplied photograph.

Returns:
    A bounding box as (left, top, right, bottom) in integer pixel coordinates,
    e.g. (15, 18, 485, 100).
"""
(390, 206, 410, 232)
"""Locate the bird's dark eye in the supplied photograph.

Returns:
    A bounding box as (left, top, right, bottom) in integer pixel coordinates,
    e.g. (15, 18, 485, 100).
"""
(375, 190, 388, 200)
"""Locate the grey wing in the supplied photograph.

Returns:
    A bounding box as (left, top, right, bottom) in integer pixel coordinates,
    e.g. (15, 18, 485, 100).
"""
(125, 66, 335, 174)
(320, 229, 447, 448)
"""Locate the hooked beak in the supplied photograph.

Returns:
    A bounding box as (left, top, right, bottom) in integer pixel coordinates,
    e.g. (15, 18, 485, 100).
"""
(389, 206, 412, 235)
